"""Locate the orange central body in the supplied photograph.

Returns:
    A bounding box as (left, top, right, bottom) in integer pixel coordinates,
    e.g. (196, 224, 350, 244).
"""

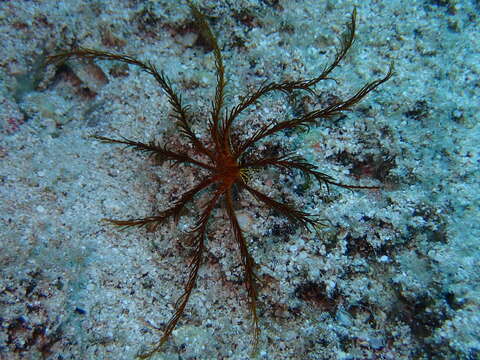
(214, 151, 241, 188)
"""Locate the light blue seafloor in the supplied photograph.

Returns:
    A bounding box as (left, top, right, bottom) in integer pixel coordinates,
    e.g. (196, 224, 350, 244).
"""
(0, 0, 478, 359)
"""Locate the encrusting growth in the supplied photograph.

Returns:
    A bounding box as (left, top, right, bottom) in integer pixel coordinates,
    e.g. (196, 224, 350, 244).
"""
(47, 2, 392, 358)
